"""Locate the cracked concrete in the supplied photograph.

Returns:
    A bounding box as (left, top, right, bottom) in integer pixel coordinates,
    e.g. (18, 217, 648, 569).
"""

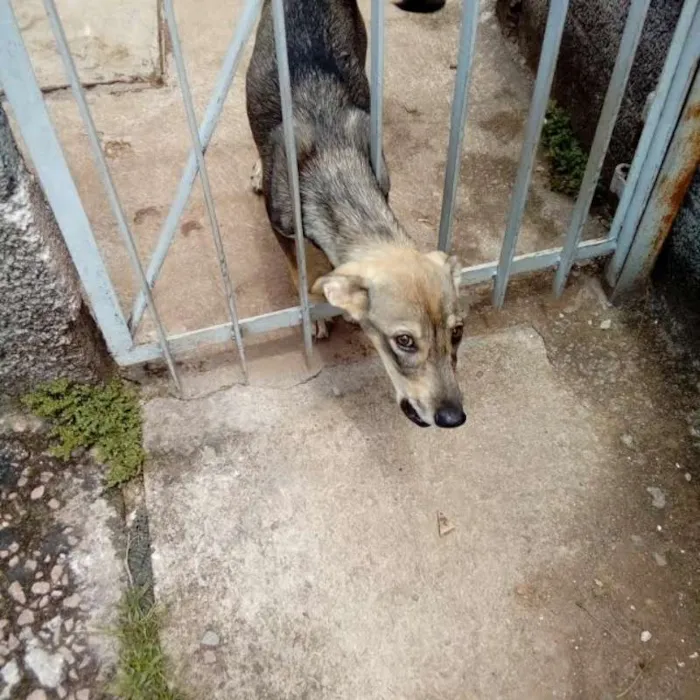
(145, 325, 607, 699)
(141, 275, 700, 699)
(12, 0, 160, 90)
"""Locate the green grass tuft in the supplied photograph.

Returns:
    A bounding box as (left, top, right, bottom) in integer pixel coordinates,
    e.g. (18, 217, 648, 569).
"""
(22, 378, 145, 488)
(111, 587, 183, 700)
(541, 101, 589, 197)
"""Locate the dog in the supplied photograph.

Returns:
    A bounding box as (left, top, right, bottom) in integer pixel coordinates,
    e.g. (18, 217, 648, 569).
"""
(245, 0, 466, 428)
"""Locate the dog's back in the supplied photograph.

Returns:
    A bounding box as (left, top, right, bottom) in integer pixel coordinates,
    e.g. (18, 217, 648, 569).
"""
(246, 0, 370, 157)
(246, 0, 396, 259)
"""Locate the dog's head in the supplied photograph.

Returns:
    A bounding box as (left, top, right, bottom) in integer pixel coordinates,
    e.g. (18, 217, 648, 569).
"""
(313, 246, 466, 428)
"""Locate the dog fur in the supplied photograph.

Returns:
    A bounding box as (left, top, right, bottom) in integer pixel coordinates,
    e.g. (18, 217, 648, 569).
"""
(245, 0, 466, 428)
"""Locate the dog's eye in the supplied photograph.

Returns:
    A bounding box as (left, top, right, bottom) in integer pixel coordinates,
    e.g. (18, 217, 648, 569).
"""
(451, 325, 463, 344)
(394, 334, 416, 351)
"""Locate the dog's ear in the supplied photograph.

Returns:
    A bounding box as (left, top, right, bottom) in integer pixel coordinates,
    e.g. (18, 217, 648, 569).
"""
(312, 270, 369, 321)
(425, 251, 462, 291)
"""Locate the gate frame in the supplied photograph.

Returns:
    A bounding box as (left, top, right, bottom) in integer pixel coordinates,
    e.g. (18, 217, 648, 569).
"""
(1, 0, 698, 393)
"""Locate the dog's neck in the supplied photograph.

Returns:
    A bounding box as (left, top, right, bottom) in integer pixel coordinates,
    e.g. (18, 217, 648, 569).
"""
(301, 156, 414, 266)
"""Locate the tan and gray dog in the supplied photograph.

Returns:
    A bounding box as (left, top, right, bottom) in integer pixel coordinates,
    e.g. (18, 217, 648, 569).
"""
(245, 0, 465, 428)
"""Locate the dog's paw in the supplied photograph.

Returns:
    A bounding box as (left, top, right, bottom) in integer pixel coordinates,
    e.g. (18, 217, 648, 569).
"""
(250, 159, 263, 194)
(312, 318, 331, 341)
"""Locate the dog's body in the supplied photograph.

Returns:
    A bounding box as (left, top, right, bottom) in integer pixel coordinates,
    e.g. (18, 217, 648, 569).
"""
(246, 0, 467, 428)
(246, 0, 396, 264)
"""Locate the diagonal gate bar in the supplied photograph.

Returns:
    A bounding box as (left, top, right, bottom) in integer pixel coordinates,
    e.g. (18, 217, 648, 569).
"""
(164, 0, 249, 381)
(129, 0, 262, 332)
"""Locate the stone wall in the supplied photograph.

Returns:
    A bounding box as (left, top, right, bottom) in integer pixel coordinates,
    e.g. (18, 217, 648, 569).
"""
(496, 0, 684, 186)
(0, 102, 112, 396)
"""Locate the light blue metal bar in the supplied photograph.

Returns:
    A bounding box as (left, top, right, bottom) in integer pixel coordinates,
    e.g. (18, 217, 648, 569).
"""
(130, 0, 262, 331)
(553, 0, 651, 297)
(605, 0, 700, 287)
(118, 235, 616, 366)
(271, 0, 314, 361)
(461, 236, 617, 286)
(118, 302, 339, 366)
(164, 0, 248, 381)
(0, 0, 133, 359)
(438, 0, 480, 252)
(370, 0, 385, 180)
(611, 69, 700, 298)
(492, 0, 570, 309)
(41, 0, 182, 393)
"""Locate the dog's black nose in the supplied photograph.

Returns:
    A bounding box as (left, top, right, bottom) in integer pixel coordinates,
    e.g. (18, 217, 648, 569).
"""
(434, 403, 467, 428)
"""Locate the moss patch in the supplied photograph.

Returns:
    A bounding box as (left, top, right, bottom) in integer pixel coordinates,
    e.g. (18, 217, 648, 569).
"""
(22, 379, 145, 488)
(111, 587, 183, 700)
(541, 101, 590, 198)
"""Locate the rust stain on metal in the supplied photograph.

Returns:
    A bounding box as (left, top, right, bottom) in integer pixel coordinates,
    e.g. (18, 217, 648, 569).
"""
(684, 101, 700, 120)
(649, 97, 700, 264)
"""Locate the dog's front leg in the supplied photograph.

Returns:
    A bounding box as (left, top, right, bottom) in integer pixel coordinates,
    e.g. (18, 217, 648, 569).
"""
(276, 235, 335, 340)
(250, 159, 263, 194)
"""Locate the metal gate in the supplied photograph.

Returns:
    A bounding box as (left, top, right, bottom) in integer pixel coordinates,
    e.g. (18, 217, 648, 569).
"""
(1, 0, 699, 393)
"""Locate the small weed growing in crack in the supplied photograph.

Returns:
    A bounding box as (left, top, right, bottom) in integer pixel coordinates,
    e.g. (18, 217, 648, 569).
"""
(542, 101, 591, 197)
(22, 378, 145, 488)
(111, 587, 183, 700)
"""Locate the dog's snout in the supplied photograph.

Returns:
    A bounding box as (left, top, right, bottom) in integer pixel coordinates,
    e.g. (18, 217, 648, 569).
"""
(434, 402, 467, 429)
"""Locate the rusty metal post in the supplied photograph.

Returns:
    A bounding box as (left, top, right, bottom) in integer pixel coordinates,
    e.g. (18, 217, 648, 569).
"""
(610, 69, 700, 299)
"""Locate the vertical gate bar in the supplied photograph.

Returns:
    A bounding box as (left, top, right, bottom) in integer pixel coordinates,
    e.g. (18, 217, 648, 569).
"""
(370, 0, 385, 180)
(130, 0, 262, 332)
(163, 0, 249, 381)
(0, 0, 133, 358)
(41, 0, 182, 393)
(271, 0, 314, 361)
(611, 69, 700, 298)
(492, 0, 570, 309)
(437, 0, 480, 252)
(605, 0, 700, 287)
(552, 0, 651, 297)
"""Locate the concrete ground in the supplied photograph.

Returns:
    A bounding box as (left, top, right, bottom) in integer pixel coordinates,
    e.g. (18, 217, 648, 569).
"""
(7, 3, 700, 698)
(14, 0, 160, 90)
(8, 0, 607, 344)
(0, 413, 124, 699)
(142, 274, 700, 700)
